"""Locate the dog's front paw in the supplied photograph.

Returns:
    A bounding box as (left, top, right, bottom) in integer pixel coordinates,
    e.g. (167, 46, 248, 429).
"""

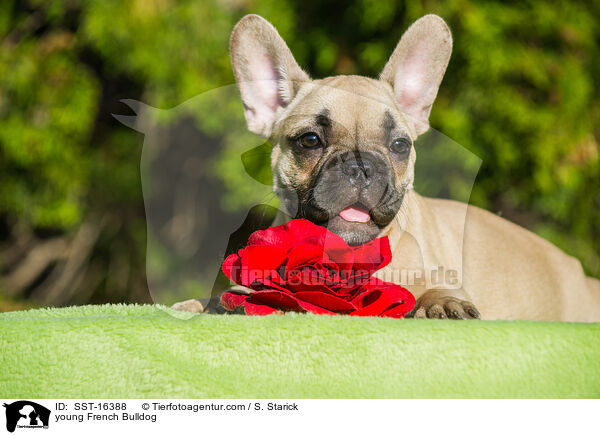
(171, 298, 206, 313)
(408, 291, 480, 320)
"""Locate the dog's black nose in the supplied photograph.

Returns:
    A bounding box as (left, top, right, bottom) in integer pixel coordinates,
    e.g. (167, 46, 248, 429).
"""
(341, 155, 375, 186)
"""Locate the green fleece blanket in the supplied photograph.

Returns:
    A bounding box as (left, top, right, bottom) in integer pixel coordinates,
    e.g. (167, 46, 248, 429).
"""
(1, 304, 599, 398)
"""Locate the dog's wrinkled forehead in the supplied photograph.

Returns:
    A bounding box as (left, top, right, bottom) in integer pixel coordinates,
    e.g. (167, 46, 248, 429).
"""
(278, 76, 415, 145)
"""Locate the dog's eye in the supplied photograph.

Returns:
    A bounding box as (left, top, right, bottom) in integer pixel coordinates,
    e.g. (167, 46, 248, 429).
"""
(297, 132, 322, 149)
(390, 137, 411, 155)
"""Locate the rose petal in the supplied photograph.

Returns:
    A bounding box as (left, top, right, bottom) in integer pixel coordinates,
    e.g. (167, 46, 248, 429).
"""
(253, 277, 295, 293)
(247, 225, 290, 249)
(293, 291, 356, 312)
(247, 289, 335, 315)
(241, 245, 288, 272)
(380, 301, 414, 318)
(222, 246, 287, 287)
(285, 268, 337, 293)
(248, 219, 329, 251)
(350, 278, 414, 317)
(351, 237, 392, 278)
(285, 243, 330, 272)
(314, 259, 340, 282)
(338, 274, 373, 293)
(222, 253, 242, 283)
(220, 291, 249, 311)
(321, 242, 354, 278)
(238, 245, 287, 286)
(301, 232, 351, 262)
(285, 220, 337, 248)
(294, 298, 336, 315)
(248, 290, 305, 311)
(243, 301, 280, 315)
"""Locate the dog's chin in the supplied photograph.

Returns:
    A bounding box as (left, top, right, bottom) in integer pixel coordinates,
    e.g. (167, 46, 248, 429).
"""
(295, 186, 405, 246)
(298, 200, 402, 246)
(320, 215, 381, 246)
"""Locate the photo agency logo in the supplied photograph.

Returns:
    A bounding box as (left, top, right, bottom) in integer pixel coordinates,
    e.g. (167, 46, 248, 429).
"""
(2, 401, 50, 433)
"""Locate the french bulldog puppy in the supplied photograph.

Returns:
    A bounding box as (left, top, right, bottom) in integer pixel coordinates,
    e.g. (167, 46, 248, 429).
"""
(173, 14, 600, 321)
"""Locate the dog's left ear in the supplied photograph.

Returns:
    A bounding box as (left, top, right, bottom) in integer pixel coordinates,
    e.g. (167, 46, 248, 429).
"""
(380, 15, 452, 135)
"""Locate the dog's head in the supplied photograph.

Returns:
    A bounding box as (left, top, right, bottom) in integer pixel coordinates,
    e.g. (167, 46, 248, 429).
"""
(231, 14, 452, 245)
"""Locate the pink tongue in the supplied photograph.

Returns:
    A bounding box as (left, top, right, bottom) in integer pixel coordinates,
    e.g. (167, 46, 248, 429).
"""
(339, 206, 371, 223)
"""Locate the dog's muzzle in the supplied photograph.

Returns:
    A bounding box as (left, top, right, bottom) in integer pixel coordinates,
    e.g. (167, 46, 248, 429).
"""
(299, 150, 404, 245)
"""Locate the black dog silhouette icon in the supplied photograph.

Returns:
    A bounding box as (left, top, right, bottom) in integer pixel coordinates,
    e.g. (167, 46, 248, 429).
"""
(3, 401, 50, 433)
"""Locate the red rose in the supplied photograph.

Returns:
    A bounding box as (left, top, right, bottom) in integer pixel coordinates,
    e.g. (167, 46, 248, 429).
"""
(221, 219, 415, 317)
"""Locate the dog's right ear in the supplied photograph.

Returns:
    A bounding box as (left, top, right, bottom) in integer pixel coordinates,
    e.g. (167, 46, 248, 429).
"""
(230, 14, 310, 137)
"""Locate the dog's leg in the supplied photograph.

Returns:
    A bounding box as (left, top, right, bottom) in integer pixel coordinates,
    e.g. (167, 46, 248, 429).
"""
(407, 289, 481, 319)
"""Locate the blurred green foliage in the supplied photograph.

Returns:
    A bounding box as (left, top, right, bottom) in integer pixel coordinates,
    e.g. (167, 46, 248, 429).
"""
(1, 0, 598, 308)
